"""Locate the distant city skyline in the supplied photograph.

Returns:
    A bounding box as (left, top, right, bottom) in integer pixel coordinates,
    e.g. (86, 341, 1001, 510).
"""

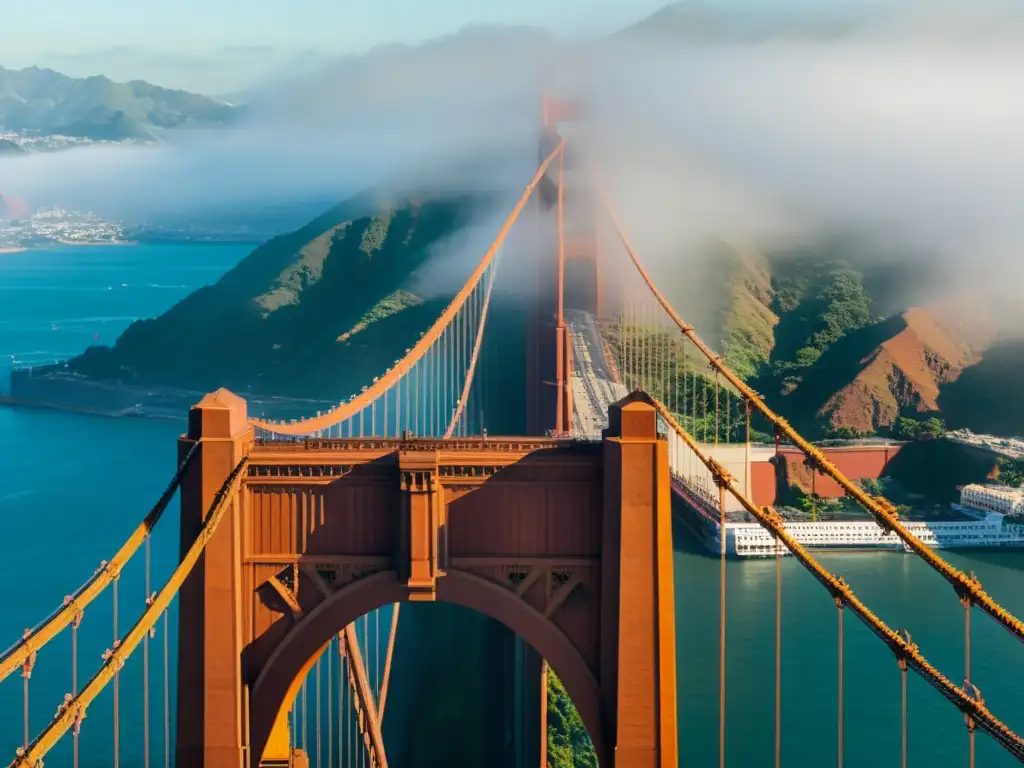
(1, 0, 671, 93)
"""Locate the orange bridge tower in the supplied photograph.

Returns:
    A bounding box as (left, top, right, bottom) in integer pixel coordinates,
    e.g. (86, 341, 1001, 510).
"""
(174, 389, 679, 767)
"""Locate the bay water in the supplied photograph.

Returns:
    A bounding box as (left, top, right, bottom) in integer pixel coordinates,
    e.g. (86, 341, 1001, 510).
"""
(0, 244, 1021, 767)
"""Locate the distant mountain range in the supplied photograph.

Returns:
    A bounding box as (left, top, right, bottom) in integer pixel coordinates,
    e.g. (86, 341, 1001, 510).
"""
(4, 1, 1019, 147)
(0, 65, 243, 141)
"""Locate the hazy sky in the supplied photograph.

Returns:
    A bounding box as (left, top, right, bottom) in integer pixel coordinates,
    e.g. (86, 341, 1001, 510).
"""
(0, 0, 668, 93)
(4, 0, 1023, 329)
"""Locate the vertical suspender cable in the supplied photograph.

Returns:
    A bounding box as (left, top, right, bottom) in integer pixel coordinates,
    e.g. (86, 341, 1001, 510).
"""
(714, 370, 720, 445)
(900, 658, 908, 768)
(73, 611, 82, 768)
(726, 384, 731, 443)
(375, 609, 380, 705)
(719, 484, 727, 768)
(338, 640, 345, 768)
(113, 576, 120, 768)
(837, 602, 844, 768)
(775, 532, 782, 768)
(328, 639, 333, 768)
(745, 400, 751, 499)
(164, 609, 170, 768)
(316, 656, 322, 768)
(21, 647, 32, 751)
(144, 535, 152, 768)
(964, 596, 974, 768)
(692, 356, 699, 441)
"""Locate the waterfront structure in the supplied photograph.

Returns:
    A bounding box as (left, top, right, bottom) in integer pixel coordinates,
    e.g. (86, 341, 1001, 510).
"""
(961, 483, 1024, 516)
(713, 514, 1024, 558)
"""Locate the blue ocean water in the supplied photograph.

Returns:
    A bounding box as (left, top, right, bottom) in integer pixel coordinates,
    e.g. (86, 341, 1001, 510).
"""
(0, 244, 249, 767)
(0, 243, 1021, 767)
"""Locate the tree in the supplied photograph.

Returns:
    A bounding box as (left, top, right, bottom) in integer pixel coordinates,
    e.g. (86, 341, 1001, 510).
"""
(917, 417, 946, 440)
(997, 457, 1024, 488)
(860, 477, 883, 496)
(892, 415, 945, 441)
(794, 346, 822, 368)
(892, 417, 917, 440)
(547, 672, 597, 768)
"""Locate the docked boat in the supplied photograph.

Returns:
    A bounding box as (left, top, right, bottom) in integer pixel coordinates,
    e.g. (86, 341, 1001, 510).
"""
(671, 472, 1024, 557)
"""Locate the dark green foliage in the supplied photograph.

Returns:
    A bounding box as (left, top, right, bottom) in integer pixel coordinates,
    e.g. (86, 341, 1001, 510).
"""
(824, 425, 874, 440)
(702, 240, 778, 380)
(794, 346, 822, 368)
(891, 415, 946, 441)
(769, 260, 872, 376)
(547, 672, 596, 768)
(860, 477, 884, 496)
(996, 457, 1024, 488)
(360, 211, 394, 257)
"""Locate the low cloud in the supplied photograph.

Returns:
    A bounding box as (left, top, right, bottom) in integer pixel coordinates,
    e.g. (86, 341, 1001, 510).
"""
(578, 0, 1024, 332)
(0, 25, 552, 226)
(4, 2, 1023, 334)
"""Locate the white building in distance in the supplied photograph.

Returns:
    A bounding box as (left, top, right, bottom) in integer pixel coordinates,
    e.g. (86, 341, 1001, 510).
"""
(960, 484, 1024, 516)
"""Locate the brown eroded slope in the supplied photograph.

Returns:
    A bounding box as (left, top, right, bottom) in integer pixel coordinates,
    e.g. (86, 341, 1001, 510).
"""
(816, 298, 998, 431)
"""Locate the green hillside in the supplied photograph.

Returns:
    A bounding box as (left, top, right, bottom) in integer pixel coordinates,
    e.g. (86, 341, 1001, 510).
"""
(0, 65, 240, 139)
(69, 191, 480, 397)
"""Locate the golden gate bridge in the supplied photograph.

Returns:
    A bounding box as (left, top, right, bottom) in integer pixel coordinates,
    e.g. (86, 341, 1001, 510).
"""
(1, 97, 1023, 768)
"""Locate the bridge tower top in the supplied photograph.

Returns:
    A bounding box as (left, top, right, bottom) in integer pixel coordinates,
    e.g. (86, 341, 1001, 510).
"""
(541, 92, 587, 134)
(605, 390, 661, 441)
(187, 387, 249, 441)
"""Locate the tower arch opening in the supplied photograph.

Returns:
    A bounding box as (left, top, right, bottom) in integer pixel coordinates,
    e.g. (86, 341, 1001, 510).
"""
(248, 570, 607, 766)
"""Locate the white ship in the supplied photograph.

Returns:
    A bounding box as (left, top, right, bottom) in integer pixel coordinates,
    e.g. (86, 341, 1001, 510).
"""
(727, 512, 1024, 557)
(671, 473, 1024, 557)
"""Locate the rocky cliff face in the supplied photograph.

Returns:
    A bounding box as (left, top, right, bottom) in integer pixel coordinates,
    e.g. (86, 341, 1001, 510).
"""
(816, 300, 997, 432)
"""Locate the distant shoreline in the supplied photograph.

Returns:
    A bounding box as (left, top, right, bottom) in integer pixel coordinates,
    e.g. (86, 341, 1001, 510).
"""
(1, 240, 138, 253)
(54, 239, 138, 247)
(2, 238, 258, 252)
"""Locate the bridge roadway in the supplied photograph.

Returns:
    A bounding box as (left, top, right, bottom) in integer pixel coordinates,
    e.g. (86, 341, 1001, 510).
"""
(567, 309, 769, 513)
(566, 309, 628, 439)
